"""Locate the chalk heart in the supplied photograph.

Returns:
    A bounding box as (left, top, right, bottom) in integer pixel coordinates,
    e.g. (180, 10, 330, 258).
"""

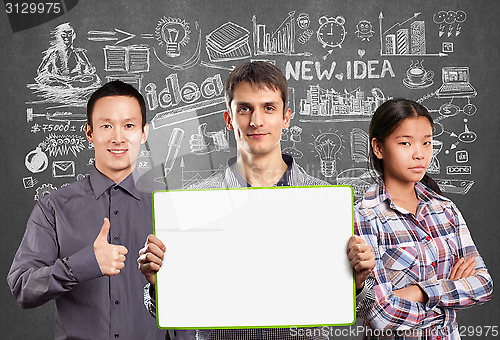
(335, 73, 344, 81)
(358, 49, 366, 58)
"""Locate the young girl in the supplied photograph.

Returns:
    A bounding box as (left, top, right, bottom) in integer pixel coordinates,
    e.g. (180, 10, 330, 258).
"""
(354, 99, 492, 339)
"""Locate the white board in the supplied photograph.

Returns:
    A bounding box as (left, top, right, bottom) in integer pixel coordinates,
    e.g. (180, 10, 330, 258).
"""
(153, 186, 355, 329)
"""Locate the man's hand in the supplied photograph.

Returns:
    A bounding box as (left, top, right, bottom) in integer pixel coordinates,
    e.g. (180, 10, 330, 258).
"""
(93, 218, 128, 276)
(347, 235, 375, 290)
(137, 234, 166, 285)
(449, 257, 476, 281)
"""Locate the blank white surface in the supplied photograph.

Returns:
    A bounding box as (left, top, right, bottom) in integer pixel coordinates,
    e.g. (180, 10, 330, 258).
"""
(153, 186, 355, 328)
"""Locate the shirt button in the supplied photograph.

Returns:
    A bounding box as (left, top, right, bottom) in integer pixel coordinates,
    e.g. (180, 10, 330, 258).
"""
(114, 333, 119, 338)
(437, 336, 441, 340)
(432, 262, 437, 267)
(113, 186, 119, 190)
(114, 210, 119, 215)
(115, 300, 120, 305)
(426, 236, 431, 241)
(114, 235, 120, 241)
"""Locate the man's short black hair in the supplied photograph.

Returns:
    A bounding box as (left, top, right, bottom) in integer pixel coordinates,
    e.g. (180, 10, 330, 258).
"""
(86, 80, 147, 130)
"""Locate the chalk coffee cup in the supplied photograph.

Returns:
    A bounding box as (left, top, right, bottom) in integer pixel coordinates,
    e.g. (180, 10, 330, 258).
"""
(406, 67, 434, 84)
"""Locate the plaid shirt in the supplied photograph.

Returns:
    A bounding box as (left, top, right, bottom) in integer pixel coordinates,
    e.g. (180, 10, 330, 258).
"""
(354, 178, 493, 340)
(144, 154, 375, 340)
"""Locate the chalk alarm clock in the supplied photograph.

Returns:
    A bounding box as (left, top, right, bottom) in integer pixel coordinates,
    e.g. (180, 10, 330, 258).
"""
(317, 16, 346, 49)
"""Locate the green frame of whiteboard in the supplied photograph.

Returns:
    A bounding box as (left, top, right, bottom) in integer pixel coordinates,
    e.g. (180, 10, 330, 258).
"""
(151, 185, 356, 330)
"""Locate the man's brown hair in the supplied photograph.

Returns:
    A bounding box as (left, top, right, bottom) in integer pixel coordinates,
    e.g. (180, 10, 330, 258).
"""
(225, 61, 289, 117)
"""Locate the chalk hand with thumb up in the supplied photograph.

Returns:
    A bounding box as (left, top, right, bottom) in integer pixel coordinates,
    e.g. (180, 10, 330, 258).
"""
(93, 218, 128, 276)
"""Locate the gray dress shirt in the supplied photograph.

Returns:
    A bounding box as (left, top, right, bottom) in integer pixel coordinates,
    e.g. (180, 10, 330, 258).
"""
(7, 167, 168, 340)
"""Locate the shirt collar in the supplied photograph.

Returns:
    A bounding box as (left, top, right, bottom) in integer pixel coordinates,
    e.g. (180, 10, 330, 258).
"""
(89, 166, 141, 200)
(226, 154, 293, 187)
(359, 176, 449, 211)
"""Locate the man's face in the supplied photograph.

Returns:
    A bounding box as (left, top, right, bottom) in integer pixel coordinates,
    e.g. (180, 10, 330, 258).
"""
(85, 96, 148, 183)
(224, 82, 291, 157)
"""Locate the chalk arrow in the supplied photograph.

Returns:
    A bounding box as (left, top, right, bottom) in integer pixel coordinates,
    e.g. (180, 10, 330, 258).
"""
(87, 28, 136, 45)
(456, 24, 462, 36)
(383, 12, 421, 35)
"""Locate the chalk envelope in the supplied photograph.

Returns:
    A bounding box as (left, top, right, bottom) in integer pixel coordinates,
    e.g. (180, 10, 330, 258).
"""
(52, 161, 75, 178)
(153, 186, 355, 329)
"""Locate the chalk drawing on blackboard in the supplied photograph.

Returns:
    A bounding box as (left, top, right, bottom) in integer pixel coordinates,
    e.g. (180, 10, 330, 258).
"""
(200, 61, 235, 71)
(87, 28, 136, 45)
(205, 22, 251, 62)
(25, 147, 49, 173)
(146, 72, 223, 110)
(435, 67, 477, 98)
(298, 29, 314, 44)
(26, 106, 87, 122)
(436, 178, 473, 195)
(180, 159, 225, 188)
(297, 13, 311, 30)
(442, 42, 453, 53)
(252, 11, 311, 57)
(336, 168, 377, 198)
(355, 20, 374, 41)
(153, 20, 201, 70)
(87, 158, 95, 165)
(34, 183, 57, 201)
(189, 123, 229, 155)
(430, 101, 477, 118)
(403, 61, 434, 89)
(282, 126, 303, 159)
(38, 133, 87, 157)
(446, 165, 471, 175)
(458, 123, 477, 144)
(379, 12, 447, 57)
(155, 17, 190, 57)
(427, 140, 443, 174)
(357, 49, 365, 58)
(299, 86, 384, 119)
(317, 16, 346, 60)
(433, 10, 467, 38)
(52, 160, 75, 178)
(456, 150, 468, 163)
(104, 45, 150, 73)
(27, 23, 101, 105)
(163, 128, 185, 177)
(313, 131, 343, 178)
(350, 128, 369, 163)
(432, 120, 444, 138)
(151, 97, 226, 130)
(23, 176, 38, 189)
(296, 12, 313, 44)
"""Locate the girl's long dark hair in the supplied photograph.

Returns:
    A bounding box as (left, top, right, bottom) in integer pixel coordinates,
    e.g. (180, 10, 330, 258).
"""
(369, 98, 444, 196)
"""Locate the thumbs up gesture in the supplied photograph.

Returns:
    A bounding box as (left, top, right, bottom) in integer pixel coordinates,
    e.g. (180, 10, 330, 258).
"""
(93, 218, 128, 276)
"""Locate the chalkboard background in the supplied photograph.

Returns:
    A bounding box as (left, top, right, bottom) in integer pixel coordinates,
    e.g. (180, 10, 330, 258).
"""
(1, 0, 499, 338)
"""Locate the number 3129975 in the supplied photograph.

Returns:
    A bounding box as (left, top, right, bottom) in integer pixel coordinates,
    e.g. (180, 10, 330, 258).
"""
(5, 2, 61, 14)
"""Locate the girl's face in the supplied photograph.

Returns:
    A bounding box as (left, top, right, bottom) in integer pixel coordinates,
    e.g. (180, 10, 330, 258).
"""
(372, 116, 433, 185)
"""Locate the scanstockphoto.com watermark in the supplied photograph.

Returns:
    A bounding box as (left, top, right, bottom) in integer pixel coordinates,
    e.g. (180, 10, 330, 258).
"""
(289, 325, 499, 337)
